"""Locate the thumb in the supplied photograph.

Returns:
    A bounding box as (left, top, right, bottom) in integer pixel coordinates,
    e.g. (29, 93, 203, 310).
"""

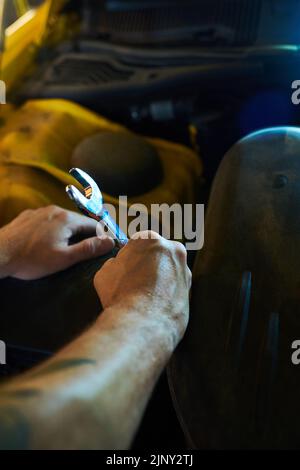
(68, 236, 115, 264)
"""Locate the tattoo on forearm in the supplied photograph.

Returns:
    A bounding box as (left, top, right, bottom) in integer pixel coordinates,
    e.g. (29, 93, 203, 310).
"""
(0, 405, 29, 450)
(0, 389, 40, 399)
(25, 358, 96, 379)
(0, 357, 96, 449)
(0, 389, 39, 449)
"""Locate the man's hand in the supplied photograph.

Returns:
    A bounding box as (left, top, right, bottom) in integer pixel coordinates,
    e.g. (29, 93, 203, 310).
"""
(94, 231, 191, 344)
(0, 205, 114, 280)
(0, 230, 191, 449)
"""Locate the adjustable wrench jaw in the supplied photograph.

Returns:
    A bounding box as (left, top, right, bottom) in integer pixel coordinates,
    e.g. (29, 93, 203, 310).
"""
(66, 167, 128, 246)
(66, 168, 103, 220)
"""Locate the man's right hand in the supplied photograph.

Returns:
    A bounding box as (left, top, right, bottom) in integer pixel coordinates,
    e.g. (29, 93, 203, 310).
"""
(94, 231, 192, 345)
(0, 230, 192, 450)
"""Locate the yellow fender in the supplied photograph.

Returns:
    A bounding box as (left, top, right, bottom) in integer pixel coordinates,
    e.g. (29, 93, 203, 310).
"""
(0, 99, 203, 227)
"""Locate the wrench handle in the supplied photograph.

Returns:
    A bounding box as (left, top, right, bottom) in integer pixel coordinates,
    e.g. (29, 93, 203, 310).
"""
(99, 210, 128, 248)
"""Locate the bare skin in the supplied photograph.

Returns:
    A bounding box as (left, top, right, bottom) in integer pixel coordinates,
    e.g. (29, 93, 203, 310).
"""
(0, 207, 191, 449)
(0, 205, 115, 280)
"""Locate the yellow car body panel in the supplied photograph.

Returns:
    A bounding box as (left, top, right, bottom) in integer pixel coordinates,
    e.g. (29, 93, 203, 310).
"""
(14, 1, 29, 17)
(1, 0, 69, 92)
(0, 99, 202, 227)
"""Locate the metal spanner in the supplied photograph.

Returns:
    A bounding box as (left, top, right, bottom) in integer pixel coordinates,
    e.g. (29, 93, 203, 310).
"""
(66, 168, 128, 247)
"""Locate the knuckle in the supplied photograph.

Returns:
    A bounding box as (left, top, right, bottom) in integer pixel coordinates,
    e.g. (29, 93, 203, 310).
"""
(131, 230, 160, 241)
(173, 241, 187, 259)
(39, 204, 58, 219)
(128, 232, 157, 252)
(144, 230, 159, 239)
(51, 206, 68, 222)
(47, 204, 60, 212)
(101, 257, 115, 272)
(20, 208, 34, 217)
(82, 238, 95, 255)
(93, 258, 113, 285)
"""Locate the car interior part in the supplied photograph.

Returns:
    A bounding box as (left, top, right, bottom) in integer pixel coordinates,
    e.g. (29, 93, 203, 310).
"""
(169, 126, 300, 449)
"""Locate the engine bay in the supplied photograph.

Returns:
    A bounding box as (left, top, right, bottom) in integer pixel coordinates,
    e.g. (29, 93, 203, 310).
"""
(1, 0, 300, 451)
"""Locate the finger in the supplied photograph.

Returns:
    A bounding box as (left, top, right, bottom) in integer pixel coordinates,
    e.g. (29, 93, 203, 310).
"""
(94, 257, 115, 284)
(95, 222, 111, 239)
(114, 230, 161, 258)
(67, 236, 115, 264)
(66, 211, 98, 236)
(131, 230, 162, 240)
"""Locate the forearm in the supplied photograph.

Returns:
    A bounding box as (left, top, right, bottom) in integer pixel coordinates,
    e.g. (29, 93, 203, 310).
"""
(0, 301, 177, 450)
